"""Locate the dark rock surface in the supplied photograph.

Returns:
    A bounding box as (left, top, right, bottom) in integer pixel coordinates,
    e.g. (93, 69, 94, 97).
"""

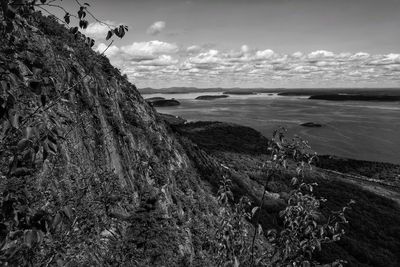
(0, 11, 221, 266)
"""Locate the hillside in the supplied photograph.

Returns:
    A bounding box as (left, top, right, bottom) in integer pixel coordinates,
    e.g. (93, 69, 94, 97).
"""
(0, 10, 227, 266)
(2, 6, 399, 267)
(164, 115, 400, 267)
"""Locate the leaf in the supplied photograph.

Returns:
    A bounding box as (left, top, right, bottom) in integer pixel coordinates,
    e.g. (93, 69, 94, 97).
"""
(28, 80, 42, 95)
(84, 3, 90, 6)
(106, 30, 113, 40)
(118, 25, 125, 38)
(62, 206, 73, 220)
(78, 9, 84, 19)
(5, 21, 14, 33)
(6, 93, 15, 109)
(257, 224, 263, 235)
(64, 13, 70, 24)
(40, 94, 46, 107)
(24, 230, 34, 248)
(10, 112, 19, 129)
(70, 26, 79, 34)
(251, 206, 259, 217)
(47, 140, 58, 154)
(40, 0, 47, 3)
(43, 145, 48, 161)
(79, 20, 88, 29)
(5, 7, 16, 20)
(52, 213, 62, 230)
(17, 138, 33, 152)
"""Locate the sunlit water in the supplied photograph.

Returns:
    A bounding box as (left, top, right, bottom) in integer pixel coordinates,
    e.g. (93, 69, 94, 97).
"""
(143, 92, 400, 164)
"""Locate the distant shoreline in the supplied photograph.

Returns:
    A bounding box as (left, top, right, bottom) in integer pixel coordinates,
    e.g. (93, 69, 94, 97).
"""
(309, 94, 400, 101)
(139, 87, 400, 96)
(160, 113, 400, 167)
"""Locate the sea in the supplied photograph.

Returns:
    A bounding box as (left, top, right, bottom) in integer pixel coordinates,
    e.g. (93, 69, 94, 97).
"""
(142, 91, 400, 164)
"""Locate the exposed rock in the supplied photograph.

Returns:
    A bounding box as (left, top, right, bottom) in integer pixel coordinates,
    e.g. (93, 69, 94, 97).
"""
(0, 11, 221, 266)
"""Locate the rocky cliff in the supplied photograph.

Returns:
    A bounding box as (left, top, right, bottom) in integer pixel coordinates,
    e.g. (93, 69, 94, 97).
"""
(0, 11, 226, 266)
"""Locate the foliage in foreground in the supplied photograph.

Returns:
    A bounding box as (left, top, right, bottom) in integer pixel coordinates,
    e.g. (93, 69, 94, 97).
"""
(214, 129, 354, 266)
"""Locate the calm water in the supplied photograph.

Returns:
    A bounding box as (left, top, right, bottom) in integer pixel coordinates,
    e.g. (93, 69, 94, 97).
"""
(144, 92, 400, 164)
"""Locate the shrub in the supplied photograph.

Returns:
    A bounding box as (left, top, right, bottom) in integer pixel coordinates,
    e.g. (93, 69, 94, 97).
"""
(215, 128, 354, 266)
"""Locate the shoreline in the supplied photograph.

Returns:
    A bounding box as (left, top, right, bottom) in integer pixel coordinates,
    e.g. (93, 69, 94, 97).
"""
(160, 113, 400, 169)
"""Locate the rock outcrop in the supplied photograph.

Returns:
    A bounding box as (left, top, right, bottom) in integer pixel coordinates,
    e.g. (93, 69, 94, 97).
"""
(0, 11, 220, 266)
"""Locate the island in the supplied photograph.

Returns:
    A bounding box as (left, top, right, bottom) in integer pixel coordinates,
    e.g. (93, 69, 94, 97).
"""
(195, 95, 229, 100)
(145, 96, 165, 102)
(278, 92, 312, 96)
(300, 122, 323, 127)
(309, 94, 400, 101)
(147, 98, 180, 107)
(223, 91, 256, 95)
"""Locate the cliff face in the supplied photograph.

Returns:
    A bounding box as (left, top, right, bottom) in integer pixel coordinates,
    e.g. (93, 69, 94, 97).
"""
(0, 13, 220, 266)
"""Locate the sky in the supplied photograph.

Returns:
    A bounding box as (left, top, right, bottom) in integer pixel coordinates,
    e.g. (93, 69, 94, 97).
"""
(56, 0, 400, 88)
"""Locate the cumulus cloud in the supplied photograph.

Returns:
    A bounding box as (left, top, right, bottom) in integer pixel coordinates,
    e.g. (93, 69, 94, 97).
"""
(186, 45, 202, 53)
(308, 50, 335, 59)
(83, 21, 116, 40)
(94, 43, 400, 88)
(120, 40, 178, 61)
(96, 43, 120, 58)
(255, 49, 275, 60)
(147, 21, 166, 35)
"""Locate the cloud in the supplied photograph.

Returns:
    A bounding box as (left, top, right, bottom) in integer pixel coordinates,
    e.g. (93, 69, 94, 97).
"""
(349, 52, 370, 60)
(189, 49, 221, 66)
(83, 21, 116, 40)
(241, 45, 250, 54)
(96, 43, 120, 57)
(137, 55, 178, 66)
(120, 40, 178, 61)
(368, 53, 400, 65)
(255, 49, 275, 60)
(308, 50, 334, 61)
(94, 42, 400, 88)
(147, 21, 166, 35)
(186, 45, 202, 54)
